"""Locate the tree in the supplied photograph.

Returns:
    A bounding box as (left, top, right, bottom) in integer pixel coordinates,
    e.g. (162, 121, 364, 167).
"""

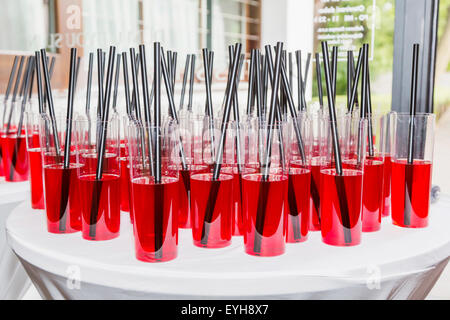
(436, 4, 450, 83)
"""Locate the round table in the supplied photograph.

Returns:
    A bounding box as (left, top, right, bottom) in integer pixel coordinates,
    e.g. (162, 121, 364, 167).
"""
(6, 196, 450, 300)
(0, 179, 31, 300)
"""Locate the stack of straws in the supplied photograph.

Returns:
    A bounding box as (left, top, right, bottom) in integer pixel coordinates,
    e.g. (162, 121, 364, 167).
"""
(2, 41, 434, 262)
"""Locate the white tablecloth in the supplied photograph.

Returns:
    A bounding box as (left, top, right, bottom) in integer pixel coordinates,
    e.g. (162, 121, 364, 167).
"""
(0, 180, 30, 300)
(6, 195, 450, 300)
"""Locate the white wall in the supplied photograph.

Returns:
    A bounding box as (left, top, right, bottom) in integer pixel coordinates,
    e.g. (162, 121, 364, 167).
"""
(261, 0, 315, 100)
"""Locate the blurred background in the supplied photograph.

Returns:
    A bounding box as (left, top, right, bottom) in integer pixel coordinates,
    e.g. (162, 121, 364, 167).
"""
(0, 0, 449, 114)
(0, 0, 449, 299)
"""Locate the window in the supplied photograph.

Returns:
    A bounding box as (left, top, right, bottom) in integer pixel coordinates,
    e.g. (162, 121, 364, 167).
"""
(0, 0, 50, 52)
(208, 0, 260, 56)
(0, 0, 261, 92)
(312, 0, 395, 114)
(82, 0, 140, 53)
(81, 0, 261, 55)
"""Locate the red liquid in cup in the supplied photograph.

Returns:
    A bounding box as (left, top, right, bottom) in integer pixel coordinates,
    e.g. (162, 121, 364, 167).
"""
(287, 168, 311, 243)
(391, 159, 432, 228)
(2, 133, 29, 182)
(178, 164, 209, 229)
(320, 169, 363, 246)
(362, 158, 384, 232)
(119, 157, 131, 213)
(43, 164, 81, 233)
(190, 173, 233, 248)
(79, 174, 121, 240)
(0, 136, 4, 177)
(222, 166, 257, 236)
(28, 148, 45, 209)
(309, 163, 322, 231)
(132, 176, 179, 262)
(242, 173, 287, 257)
(81, 152, 118, 174)
(382, 155, 392, 217)
(32, 133, 40, 147)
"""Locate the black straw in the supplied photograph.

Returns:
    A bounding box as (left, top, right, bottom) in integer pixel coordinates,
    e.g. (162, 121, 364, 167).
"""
(348, 48, 364, 115)
(202, 48, 214, 118)
(407, 44, 420, 164)
(280, 60, 306, 162)
(18, 57, 32, 100)
(139, 45, 153, 127)
(64, 48, 77, 169)
(11, 56, 25, 103)
(139, 44, 156, 176)
(347, 51, 353, 112)
(95, 46, 116, 180)
(41, 49, 61, 158)
(85, 53, 94, 145)
(179, 54, 190, 110)
(187, 54, 196, 112)
(34, 52, 45, 115)
(121, 52, 133, 118)
(112, 54, 121, 113)
(42, 57, 55, 110)
(160, 47, 188, 170)
(331, 46, 338, 103)
(15, 57, 33, 138)
(321, 42, 342, 175)
(262, 42, 284, 180)
(129, 49, 142, 122)
(154, 43, 162, 184)
(246, 50, 256, 117)
(212, 44, 242, 180)
(315, 53, 324, 108)
(295, 50, 307, 111)
(404, 43, 420, 227)
(172, 51, 178, 93)
(96, 50, 104, 121)
(303, 53, 311, 89)
(4, 56, 19, 102)
(365, 48, 374, 157)
(200, 43, 242, 247)
(323, 42, 353, 244)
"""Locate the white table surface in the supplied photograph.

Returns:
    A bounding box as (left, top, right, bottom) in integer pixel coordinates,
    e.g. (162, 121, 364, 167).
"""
(0, 179, 30, 300)
(6, 194, 450, 299)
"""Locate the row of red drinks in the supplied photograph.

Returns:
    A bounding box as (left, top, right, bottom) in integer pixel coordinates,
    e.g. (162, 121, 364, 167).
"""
(1, 110, 434, 262)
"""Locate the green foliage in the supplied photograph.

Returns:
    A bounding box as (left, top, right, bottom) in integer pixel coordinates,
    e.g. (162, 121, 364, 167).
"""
(438, 0, 450, 72)
(312, 0, 450, 117)
(312, 0, 395, 98)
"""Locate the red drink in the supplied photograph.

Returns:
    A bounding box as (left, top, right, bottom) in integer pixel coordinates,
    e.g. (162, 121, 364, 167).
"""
(242, 173, 287, 257)
(79, 174, 121, 240)
(382, 155, 392, 217)
(362, 158, 384, 232)
(190, 173, 233, 248)
(222, 166, 257, 236)
(287, 168, 310, 243)
(2, 133, 29, 182)
(309, 160, 321, 231)
(43, 164, 81, 233)
(119, 157, 131, 213)
(391, 159, 432, 228)
(28, 148, 45, 209)
(81, 152, 118, 175)
(32, 133, 40, 147)
(0, 136, 4, 176)
(131, 176, 179, 262)
(178, 164, 208, 229)
(320, 169, 363, 246)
